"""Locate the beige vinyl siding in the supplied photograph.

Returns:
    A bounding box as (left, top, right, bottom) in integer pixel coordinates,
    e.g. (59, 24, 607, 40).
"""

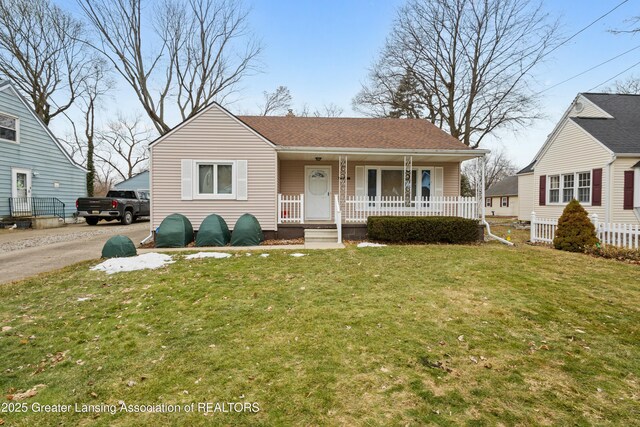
(611, 157, 640, 223)
(151, 105, 277, 230)
(568, 95, 610, 119)
(517, 174, 534, 221)
(487, 196, 518, 216)
(280, 160, 460, 196)
(279, 160, 460, 222)
(533, 120, 610, 219)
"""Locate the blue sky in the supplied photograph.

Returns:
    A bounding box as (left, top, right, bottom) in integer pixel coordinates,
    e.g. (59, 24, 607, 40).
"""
(55, 0, 640, 168)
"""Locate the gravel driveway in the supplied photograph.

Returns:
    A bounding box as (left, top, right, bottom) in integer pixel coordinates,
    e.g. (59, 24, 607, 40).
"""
(0, 222, 150, 284)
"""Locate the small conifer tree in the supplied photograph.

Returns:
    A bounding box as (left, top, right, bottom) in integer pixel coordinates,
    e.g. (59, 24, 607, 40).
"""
(553, 199, 598, 252)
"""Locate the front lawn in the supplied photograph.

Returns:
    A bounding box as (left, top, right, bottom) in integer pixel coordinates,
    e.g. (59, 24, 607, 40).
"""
(1, 244, 638, 425)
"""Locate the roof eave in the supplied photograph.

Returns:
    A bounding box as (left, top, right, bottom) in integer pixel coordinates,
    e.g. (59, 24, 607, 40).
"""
(613, 153, 640, 157)
(275, 146, 489, 156)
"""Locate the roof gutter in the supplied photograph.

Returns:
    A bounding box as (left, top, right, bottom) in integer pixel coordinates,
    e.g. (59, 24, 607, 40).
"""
(276, 146, 489, 157)
(612, 153, 640, 157)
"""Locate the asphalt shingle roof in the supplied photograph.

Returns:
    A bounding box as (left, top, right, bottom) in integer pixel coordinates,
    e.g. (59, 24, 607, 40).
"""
(517, 161, 535, 174)
(486, 175, 518, 197)
(572, 93, 640, 154)
(238, 116, 471, 150)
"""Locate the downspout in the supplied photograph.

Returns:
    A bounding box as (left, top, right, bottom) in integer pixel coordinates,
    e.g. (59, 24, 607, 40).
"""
(605, 154, 616, 224)
(141, 232, 154, 245)
(480, 157, 514, 246)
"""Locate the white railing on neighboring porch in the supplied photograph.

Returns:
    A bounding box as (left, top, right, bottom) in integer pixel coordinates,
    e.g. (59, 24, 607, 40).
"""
(530, 211, 640, 249)
(343, 196, 478, 223)
(278, 194, 304, 224)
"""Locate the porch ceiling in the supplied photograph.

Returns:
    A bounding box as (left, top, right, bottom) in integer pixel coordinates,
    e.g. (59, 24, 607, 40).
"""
(277, 149, 486, 163)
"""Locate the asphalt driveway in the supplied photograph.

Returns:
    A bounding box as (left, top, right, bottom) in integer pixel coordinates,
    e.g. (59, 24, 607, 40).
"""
(0, 221, 150, 284)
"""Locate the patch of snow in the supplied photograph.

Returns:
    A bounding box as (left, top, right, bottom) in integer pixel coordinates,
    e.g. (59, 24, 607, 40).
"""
(77, 297, 91, 302)
(91, 253, 174, 274)
(357, 242, 387, 248)
(260, 253, 270, 257)
(290, 253, 306, 257)
(184, 252, 231, 260)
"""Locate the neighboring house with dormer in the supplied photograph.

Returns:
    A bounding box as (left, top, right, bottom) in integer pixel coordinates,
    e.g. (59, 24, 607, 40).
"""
(518, 93, 640, 224)
(0, 80, 86, 222)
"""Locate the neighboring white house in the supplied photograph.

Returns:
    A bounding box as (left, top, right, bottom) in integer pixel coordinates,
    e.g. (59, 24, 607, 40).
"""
(485, 176, 518, 217)
(518, 93, 640, 224)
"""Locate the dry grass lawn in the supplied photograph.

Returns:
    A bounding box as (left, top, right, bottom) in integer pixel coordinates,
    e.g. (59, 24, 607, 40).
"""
(0, 242, 638, 425)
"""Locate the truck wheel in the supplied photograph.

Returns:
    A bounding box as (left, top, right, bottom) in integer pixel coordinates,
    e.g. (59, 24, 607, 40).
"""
(86, 217, 99, 226)
(121, 210, 133, 225)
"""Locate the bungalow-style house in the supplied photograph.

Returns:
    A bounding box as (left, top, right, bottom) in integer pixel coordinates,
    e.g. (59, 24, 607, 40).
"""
(0, 80, 86, 226)
(485, 176, 518, 217)
(149, 103, 487, 240)
(518, 93, 640, 224)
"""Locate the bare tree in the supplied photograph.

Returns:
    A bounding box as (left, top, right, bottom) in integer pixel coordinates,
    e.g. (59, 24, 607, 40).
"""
(95, 115, 154, 182)
(93, 161, 118, 195)
(258, 86, 292, 115)
(0, 0, 97, 124)
(605, 75, 640, 94)
(462, 148, 518, 191)
(354, 0, 560, 148)
(78, 0, 262, 134)
(313, 103, 344, 117)
(61, 60, 113, 196)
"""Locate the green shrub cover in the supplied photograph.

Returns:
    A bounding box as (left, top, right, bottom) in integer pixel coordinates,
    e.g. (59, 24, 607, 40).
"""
(196, 214, 231, 247)
(367, 216, 480, 244)
(102, 235, 137, 258)
(230, 213, 264, 246)
(156, 213, 194, 248)
(553, 200, 598, 252)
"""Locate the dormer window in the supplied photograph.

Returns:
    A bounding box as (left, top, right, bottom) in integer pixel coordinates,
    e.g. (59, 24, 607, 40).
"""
(0, 112, 18, 143)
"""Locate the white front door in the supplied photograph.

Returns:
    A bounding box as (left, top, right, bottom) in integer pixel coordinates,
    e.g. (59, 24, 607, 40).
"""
(11, 168, 32, 214)
(305, 166, 332, 220)
(12, 168, 31, 199)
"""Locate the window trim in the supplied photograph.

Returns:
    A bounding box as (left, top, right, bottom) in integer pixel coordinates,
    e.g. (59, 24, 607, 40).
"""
(501, 196, 508, 207)
(364, 165, 433, 199)
(547, 171, 591, 206)
(192, 160, 236, 200)
(0, 111, 19, 144)
(485, 197, 492, 207)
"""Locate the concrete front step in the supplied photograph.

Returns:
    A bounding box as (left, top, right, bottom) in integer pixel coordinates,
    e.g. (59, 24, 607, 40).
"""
(304, 228, 339, 243)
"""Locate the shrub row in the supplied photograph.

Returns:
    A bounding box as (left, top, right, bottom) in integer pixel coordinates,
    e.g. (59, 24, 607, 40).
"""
(367, 216, 480, 244)
(584, 245, 640, 263)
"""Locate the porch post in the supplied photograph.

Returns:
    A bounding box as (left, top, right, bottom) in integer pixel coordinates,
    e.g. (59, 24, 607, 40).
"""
(403, 155, 413, 207)
(480, 157, 486, 221)
(338, 155, 347, 211)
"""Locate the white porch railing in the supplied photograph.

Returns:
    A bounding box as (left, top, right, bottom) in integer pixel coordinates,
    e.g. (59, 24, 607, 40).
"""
(278, 194, 304, 224)
(343, 196, 478, 223)
(334, 194, 342, 243)
(530, 211, 640, 249)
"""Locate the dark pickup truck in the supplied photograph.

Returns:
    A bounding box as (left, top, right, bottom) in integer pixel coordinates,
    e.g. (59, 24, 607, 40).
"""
(76, 190, 150, 225)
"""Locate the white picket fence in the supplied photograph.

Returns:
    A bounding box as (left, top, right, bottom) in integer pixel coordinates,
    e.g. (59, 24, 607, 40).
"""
(530, 211, 640, 249)
(344, 196, 478, 223)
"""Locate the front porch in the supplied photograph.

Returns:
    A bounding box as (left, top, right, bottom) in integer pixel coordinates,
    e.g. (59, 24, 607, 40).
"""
(276, 152, 482, 227)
